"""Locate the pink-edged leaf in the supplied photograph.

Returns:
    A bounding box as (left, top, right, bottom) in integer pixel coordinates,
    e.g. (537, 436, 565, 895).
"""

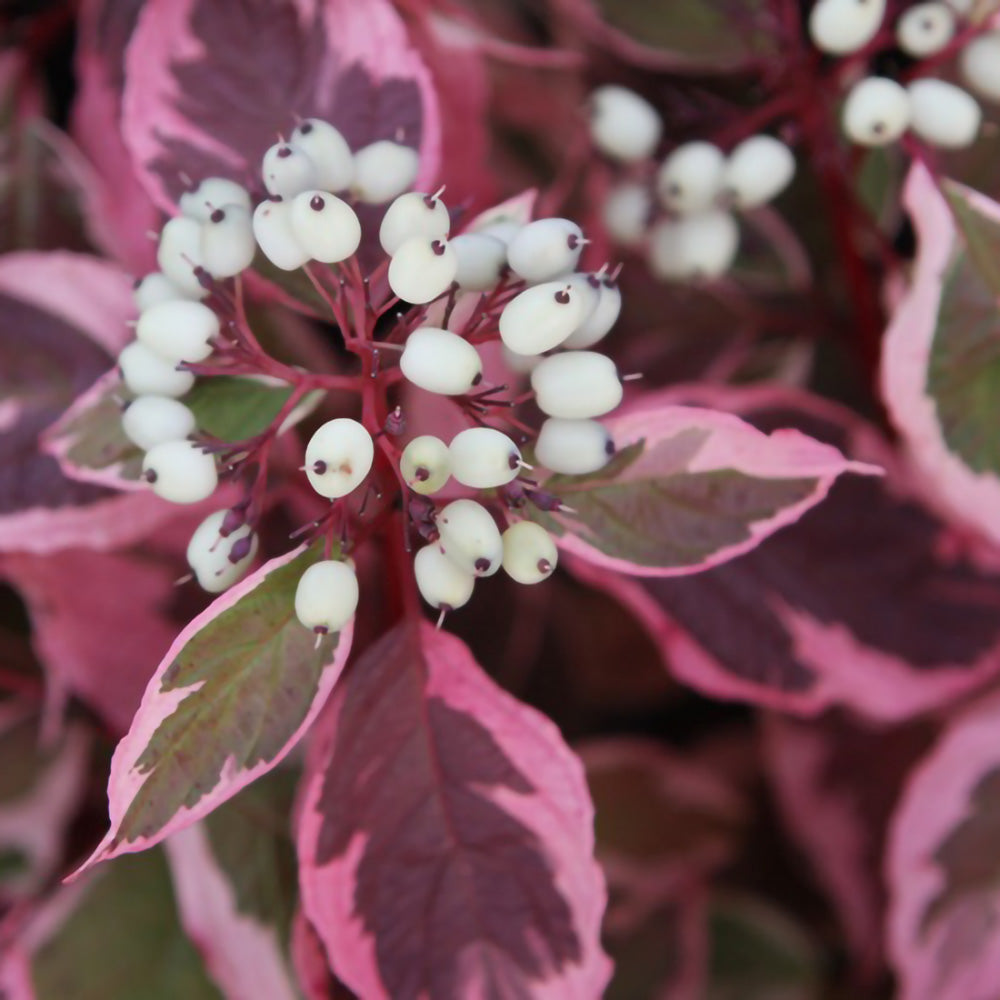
(298, 619, 611, 999)
(566, 385, 1000, 717)
(887, 689, 1000, 999)
(0, 251, 168, 552)
(0, 709, 89, 901)
(1, 547, 180, 735)
(17, 849, 223, 999)
(762, 712, 934, 981)
(71, 0, 160, 269)
(74, 542, 353, 877)
(121, 0, 440, 213)
(882, 164, 1000, 544)
(531, 392, 877, 577)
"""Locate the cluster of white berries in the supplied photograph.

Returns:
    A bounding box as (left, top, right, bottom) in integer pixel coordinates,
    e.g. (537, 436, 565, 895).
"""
(589, 85, 796, 282)
(809, 0, 994, 150)
(115, 115, 627, 631)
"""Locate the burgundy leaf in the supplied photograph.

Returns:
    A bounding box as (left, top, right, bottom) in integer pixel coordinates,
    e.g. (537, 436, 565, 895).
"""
(887, 690, 1000, 999)
(121, 0, 440, 212)
(73, 543, 353, 878)
(0, 251, 168, 553)
(568, 386, 1000, 717)
(298, 619, 611, 999)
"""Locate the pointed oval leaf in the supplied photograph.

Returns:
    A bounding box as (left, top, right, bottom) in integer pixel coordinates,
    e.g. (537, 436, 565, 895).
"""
(882, 164, 1000, 545)
(122, 0, 440, 213)
(566, 386, 1000, 717)
(298, 619, 611, 999)
(887, 690, 1000, 999)
(532, 395, 877, 577)
(73, 542, 353, 877)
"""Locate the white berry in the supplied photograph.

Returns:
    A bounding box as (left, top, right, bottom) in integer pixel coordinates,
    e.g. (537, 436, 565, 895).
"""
(252, 199, 311, 271)
(960, 32, 1000, 103)
(304, 418, 374, 499)
(122, 395, 196, 451)
(897, 3, 955, 57)
(186, 510, 258, 593)
(648, 211, 739, 281)
(400, 435, 451, 494)
(379, 191, 451, 256)
(499, 280, 586, 355)
(136, 299, 219, 364)
(290, 119, 354, 192)
(413, 544, 475, 611)
(201, 204, 256, 278)
(179, 178, 251, 222)
(657, 142, 726, 215)
(908, 78, 982, 148)
(563, 276, 621, 349)
(721, 135, 796, 209)
(603, 181, 652, 246)
(842, 77, 911, 146)
(589, 85, 662, 162)
(448, 427, 521, 488)
(400, 327, 482, 395)
(388, 237, 457, 303)
(294, 559, 359, 634)
(449, 233, 507, 291)
(501, 521, 558, 585)
(475, 219, 522, 246)
(262, 142, 319, 199)
(436, 499, 503, 576)
(142, 440, 218, 504)
(157, 216, 208, 298)
(531, 351, 622, 419)
(118, 342, 196, 398)
(289, 191, 362, 263)
(535, 418, 613, 475)
(506, 218, 584, 283)
(133, 272, 190, 312)
(809, 0, 886, 55)
(352, 141, 419, 204)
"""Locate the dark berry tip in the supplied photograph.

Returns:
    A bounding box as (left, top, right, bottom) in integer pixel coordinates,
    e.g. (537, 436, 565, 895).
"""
(537, 558, 552, 574)
(313, 625, 329, 635)
(312, 460, 328, 475)
(508, 453, 521, 469)
(277, 145, 293, 158)
(143, 469, 158, 484)
(309, 195, 325, 211)
(423, 194, 437, 209)
(604, 438, 616, 455)
(554, 289, 571, 305)
(299, 122, 314, 134)
(471, 372, 483, 386)
(210, 207, 225, 223)
(414, 467, 431, 481)
(431, 240, 446, 256)
(474, 557, 491, 573)
(567, 234, 581, 250)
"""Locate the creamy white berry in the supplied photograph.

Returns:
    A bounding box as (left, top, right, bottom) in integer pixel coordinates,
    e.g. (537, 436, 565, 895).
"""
(289, 190, 362, 263)
(842, 76, 911, 146)
(142, 439, 218, 504)
(122, 395, 196, 451)
(450, 233, 508, 291)
(179, 178, 252, 222)
(499, 280, 586, 355)
(304, 418, 375, 499)
(657, 142, 726, 215)
(589, 85, 662, 162)
(808, 0, 886, 54)
(252, 199, 311, 271)
(721, 135, 796, 209)
(400, 327, 482, 395)
(136, 299, 219, 364)
(436, 499, 503, 576)
(379, 191, 451, 256)
(352, 140, 419, 204)
(531, 351, 622, 419)
(506, 218, 584, 283)
(262, 142, 319, 199)
(388, 237, 457, 303)
(602, 181, 652, 246)
(294, 559, 359, 633)
(201, 204, 256, 278)
(501, 521, 558, 584)
(414, 543, 476, 611)
(186, 510, 258, 593)
(157, 216, 209, 298)
(400, 435, 451, 494)
(907, 78, 982, 148)
(896, 3, 955, 57)
(563, 277, 621, 349)
(448, 427, 521, 488)
(960, 32, 1000, 103)
(648, 211, 740, 281)
(118, 342, 196, 398)
(535, 417, 613, 475)
(133, 272, 190, 312)
(290, 119, 354, 192)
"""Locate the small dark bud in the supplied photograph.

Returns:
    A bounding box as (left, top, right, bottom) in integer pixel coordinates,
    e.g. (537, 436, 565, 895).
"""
(194, 266, 214, 290)
(228, 535, 254, 564)
(219, 505, 248, 538)
(501, 481, 527, 508)
(383, 406, 406, 436)
(528, 488, 563, 512)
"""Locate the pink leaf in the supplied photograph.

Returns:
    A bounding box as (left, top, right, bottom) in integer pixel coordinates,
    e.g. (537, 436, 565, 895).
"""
(72, 542, 353, 878)
(566, 386, 1000, 717)
(887, 690, 1000, 999)
(121, 0, 441, 213)
(535, 390, 878, 577)
(298, 619, 611, 999)
(0, 251, 170, 553)
(882, 163, 1000, 544)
